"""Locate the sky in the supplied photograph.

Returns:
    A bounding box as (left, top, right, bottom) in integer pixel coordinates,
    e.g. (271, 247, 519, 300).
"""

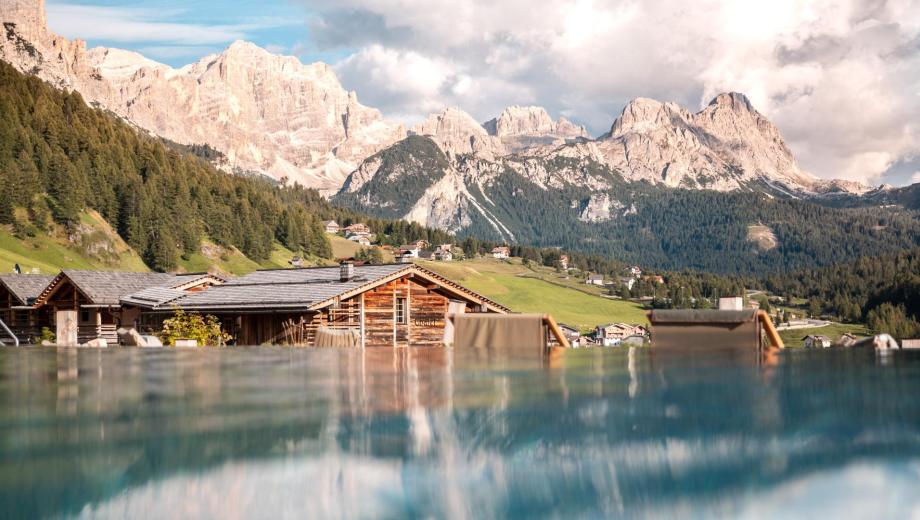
(46, 0, 920, 186)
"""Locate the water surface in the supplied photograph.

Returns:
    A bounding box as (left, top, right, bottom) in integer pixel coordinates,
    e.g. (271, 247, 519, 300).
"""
(1, 347, 919, 518)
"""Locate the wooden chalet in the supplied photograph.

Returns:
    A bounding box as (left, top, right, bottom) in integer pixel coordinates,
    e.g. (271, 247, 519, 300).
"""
(323, 220, 340, 234)
(0, 274, 55, 342)
(344, 223, 371, 236)
(491, 246, 510, 259)
(595, 322, 648, 346)
(35, 271, 224, 345)
(121, 263, 509, 347)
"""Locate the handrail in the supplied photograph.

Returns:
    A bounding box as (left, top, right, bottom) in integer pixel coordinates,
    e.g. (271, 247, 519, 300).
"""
(0, 318, 20, 347)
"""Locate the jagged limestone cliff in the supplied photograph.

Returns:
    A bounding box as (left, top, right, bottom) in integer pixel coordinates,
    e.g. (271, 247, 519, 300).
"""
(0, 0, 405, 192)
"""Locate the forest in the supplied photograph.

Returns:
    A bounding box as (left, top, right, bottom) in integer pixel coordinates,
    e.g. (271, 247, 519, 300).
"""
(764, 249, 920, 338)
(0, 61, 451, 271)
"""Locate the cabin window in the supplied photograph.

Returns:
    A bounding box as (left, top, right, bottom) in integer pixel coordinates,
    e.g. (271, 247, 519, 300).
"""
(396, 297, 408, 325)
(81, 310, 90, 323)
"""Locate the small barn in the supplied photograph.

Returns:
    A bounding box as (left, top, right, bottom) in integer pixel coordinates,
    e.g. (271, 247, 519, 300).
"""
(585, 274, 605, 286)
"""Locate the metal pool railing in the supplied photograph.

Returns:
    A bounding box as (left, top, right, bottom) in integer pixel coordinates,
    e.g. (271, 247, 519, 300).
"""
(0, 318, 19, 347)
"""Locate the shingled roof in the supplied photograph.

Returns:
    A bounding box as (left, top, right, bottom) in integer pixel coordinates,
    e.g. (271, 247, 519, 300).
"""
(122, 264, 510, 313)
(0, 274, 56, 306)
(36, 271, 224, 306)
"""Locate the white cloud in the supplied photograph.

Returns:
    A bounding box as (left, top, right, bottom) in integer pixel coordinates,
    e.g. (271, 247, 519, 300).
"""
(303, 0, 920, 185)
(46, 3, 297, 45)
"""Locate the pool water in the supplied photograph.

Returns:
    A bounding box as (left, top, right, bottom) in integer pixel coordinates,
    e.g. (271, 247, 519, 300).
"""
(2, 347, 919, 518)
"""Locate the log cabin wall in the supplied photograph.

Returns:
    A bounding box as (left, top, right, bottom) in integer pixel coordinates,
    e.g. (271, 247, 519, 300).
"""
(408, 278, 449, 347)
(362, 275, 450, 348)
(363, 279, 402, 347)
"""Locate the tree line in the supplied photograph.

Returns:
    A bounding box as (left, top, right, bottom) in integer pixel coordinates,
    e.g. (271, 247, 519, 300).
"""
(764, 249, 920, 339)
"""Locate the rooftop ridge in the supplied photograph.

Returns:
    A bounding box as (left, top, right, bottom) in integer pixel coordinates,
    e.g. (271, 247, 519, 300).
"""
(253, 262, 410, 272)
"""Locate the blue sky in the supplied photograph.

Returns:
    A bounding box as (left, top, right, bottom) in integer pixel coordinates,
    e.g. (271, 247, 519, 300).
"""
(46, 0, 349, 66)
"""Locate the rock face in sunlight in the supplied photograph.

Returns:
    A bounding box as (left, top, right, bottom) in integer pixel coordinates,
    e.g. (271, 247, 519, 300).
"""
(484, 105, 589, 154)
(335, 93, 871, 240)
(0, 0, 405, 192)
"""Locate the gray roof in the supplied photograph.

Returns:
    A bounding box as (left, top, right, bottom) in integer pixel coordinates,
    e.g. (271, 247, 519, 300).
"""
(0, 274, 56, 305)
(41, 271, 222, 306)
(138, 264, 412, 311)
(61, 271, 178, 305)
(120, 287, 188, 308)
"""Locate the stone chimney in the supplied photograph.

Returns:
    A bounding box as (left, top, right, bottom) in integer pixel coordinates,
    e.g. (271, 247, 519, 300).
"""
(340, 261, 355, 282)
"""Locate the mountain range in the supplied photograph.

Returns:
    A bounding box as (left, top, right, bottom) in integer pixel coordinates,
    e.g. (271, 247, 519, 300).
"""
(3, 0, 919, 276)
(1, 0, 871, 196)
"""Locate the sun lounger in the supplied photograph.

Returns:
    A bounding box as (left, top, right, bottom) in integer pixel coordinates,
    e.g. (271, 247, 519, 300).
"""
(649, 309, 783, 351)
(449, 313, 570, 349)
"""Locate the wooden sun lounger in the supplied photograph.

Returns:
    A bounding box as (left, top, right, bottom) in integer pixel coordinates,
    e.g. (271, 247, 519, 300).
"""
(449, 313, 570, 348)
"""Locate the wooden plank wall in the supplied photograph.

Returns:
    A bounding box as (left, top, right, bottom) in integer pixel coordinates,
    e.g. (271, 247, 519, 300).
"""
(364, 279, 403, 347)
(363, 275, 450, 348)
(409, 278, 448, 347)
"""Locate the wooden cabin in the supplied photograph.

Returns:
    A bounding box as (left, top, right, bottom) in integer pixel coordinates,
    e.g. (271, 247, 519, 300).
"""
(35, 271, 224, 345)
(0, 274, 55, 342)
(121, 263, 509, 347)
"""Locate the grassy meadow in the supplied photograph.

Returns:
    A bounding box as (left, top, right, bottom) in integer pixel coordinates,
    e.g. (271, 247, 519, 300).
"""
(779, 322, 870, 348)
(420, 257, 648, 332)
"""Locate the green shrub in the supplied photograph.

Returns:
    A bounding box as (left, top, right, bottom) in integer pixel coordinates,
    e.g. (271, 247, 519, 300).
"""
(39, 327, 55, 343)
(161, 310, 231, 346)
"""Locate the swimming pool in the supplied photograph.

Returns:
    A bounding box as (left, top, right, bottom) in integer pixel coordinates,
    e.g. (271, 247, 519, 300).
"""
(1, 347, 917, 518)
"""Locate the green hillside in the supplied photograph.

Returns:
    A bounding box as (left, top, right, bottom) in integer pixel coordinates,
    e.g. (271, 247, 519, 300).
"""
(420, 258, 647, 332)
(0, 210, 310, 276)
(0, 210, 148, 273)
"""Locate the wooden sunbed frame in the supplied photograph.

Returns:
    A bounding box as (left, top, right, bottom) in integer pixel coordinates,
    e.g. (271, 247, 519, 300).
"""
(759, 310, 784, 349)
(544, 314, 571, 348)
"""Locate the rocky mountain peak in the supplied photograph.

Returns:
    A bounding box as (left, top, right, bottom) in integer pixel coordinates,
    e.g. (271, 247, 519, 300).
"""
(487, 106, 556, 136)
(0, 0, 47, 42)
(608, 97, 691, 137)
(87, 47, 168, 80)
(411, 108, 503, 157)
(417, 107, 490, 137)
(485, 105, 589, 139)
(708, 91, 754, 112)
(0, 2, 405, 192)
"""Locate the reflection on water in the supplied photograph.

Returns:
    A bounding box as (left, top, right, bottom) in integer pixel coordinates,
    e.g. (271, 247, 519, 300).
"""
(1, 347, 920, 518)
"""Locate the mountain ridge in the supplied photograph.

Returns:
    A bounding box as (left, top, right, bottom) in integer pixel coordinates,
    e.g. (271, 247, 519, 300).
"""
(0, 0, 872, 198)
(0, 0, 406, 192)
